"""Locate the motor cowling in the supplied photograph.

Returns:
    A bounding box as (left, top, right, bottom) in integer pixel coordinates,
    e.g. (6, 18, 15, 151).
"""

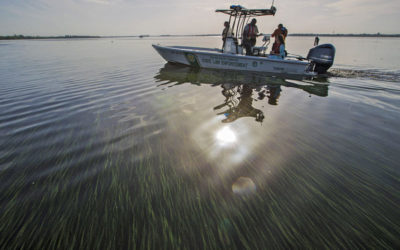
(307, 44, 336, 74)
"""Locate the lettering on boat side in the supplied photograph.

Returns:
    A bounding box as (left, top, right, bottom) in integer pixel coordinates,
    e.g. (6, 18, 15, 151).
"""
(273, 67, 284, 71)
(221, 61, 248, 68)
(200, 56, 248, 68)
(252, 61, 258, 67)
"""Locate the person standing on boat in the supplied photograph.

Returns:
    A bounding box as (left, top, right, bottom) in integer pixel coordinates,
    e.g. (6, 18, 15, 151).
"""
(270, 35, 286, 59)
(242, 18, 259, 55)
(222, 21, 233, 42)
(271, 24, 288, 54)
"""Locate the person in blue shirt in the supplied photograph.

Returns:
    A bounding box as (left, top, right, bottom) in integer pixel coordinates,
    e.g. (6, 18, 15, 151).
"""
(269, 35, 285, 59)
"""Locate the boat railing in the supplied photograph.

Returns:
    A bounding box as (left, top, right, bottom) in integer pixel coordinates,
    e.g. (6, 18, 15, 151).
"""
(170, 46, 222, 53)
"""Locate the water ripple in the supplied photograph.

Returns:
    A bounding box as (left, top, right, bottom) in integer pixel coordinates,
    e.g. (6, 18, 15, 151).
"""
(329, 68, 400, 86)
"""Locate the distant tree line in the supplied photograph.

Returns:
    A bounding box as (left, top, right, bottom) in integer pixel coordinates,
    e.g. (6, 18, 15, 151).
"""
(0, 35, 101, 40)
(289, 33, 400, 37)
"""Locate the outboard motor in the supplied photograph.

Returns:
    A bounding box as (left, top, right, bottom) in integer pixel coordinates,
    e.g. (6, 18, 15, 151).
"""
(307, 44, 335, 74)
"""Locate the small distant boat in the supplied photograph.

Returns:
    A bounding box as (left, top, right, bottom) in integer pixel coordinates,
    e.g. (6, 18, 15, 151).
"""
(153, 5, 335, 76)
(139, 35, 150, 38)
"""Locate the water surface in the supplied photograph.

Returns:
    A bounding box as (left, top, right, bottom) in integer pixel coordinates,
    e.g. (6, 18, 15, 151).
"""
(1, 36, 399, 249)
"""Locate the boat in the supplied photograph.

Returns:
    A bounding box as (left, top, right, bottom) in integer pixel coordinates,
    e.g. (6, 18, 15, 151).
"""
(153, 4, 335, 77)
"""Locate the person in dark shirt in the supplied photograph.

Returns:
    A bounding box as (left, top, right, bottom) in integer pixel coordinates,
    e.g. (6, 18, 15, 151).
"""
(242, 18, 259, 55)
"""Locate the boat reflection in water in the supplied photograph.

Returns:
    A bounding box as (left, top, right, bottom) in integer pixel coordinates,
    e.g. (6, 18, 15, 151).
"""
(154, 63, 331, 196)
(216, 83, 265, 123)
(155, 63, 329, 123)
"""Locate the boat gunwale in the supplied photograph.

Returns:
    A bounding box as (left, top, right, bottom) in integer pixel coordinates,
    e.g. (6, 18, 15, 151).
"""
(152, 44, 310, 66)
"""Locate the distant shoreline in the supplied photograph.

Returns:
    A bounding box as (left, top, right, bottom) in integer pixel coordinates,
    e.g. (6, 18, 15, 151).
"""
(1, 33, 400, 40)
(0, 35, 102, 40)
(289, 33, 400, 37)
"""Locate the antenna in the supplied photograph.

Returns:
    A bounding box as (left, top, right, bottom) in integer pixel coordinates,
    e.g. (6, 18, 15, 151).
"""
(271, 0, 275, 7)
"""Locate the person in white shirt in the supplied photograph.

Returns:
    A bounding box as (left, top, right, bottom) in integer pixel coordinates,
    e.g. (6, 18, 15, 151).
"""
(222, 21, 233, 42)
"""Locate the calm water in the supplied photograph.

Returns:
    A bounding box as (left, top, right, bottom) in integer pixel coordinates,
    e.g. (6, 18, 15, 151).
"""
(1, 36, 399, 249)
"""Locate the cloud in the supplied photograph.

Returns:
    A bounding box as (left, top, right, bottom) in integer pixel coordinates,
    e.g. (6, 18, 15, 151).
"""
(81, 0, 124, 5)
(1, 0, 399, 35)
(84, 0, 112, 4)
(327, 0, 400, 17)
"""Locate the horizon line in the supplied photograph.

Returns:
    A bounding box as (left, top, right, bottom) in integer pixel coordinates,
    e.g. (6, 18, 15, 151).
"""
(1, 33, 400, 40)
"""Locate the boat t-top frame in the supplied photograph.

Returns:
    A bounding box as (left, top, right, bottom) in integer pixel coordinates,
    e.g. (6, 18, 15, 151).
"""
(216, 5, 277, 43)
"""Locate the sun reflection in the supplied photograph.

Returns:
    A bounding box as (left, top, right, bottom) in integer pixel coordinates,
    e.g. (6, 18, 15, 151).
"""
(216, 126, 237, 145)
(232, 177, 256, 195)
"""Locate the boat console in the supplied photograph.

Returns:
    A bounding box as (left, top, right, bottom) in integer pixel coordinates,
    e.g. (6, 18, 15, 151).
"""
(252, 35, 270, 56)
(223, 38, 242, 54)
(223, 35, 270, 56)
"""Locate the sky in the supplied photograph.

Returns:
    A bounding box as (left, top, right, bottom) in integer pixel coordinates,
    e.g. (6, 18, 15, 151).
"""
(1, 0, 399, 36)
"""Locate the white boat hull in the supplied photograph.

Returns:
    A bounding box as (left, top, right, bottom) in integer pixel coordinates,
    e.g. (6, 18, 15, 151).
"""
(153, 44, 316, 76)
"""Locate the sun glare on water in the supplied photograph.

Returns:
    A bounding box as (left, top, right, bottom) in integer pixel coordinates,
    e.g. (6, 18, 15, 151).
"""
(216, 126, 237, 145)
